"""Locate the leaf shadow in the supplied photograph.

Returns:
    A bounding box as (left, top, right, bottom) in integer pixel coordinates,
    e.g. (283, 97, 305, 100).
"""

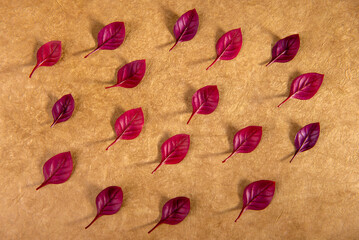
(226, 124, 237, 150)
(23, 39, 42, 67)
(160, 5, 179, 35)
(280, 121, 300, 161)
(287, 71, 301, 93)
(73, 18, 104, 56)
(156, 41, 173, 49)
(111, 106, 125, 133)
(216, 27, 226, 40)
(186, 57, 213, 66)
(259, 28, 280, 65)
(45, 93, 57, 125)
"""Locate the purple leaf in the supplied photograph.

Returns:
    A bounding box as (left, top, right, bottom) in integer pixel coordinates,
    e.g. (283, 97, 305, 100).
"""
(266, 34, 300, 67)
(36, 152, 73, 190)
(148, 197, 190, 234)
(152, 134, 190, 174)
(278, 73, 324, 107)
(85, 186, 123, 229)
(51, 94, 75, 127)
(84, 22, 125, 58)
(206, 28, 242, 70)
(29, 41, 62, 78)
(235, 180, 275, 222)
(187, 85, 219, 124)
(170, 9, 199, 51)
(290, 122, 320, 163)
(223, 126, 262, 163)
(106, 60, 146, 89)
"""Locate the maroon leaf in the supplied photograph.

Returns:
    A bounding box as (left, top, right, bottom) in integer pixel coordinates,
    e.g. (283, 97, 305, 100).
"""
(206, 28, 242, 70)
(223, 126, 262, 163)
(106, 108, 144, 150)
(235, 180, 275, 222)
(187, 85, 219, 124)
(85, 186, 123, 229)
(84, 22, 125, 58)
(290, 122, 320, 163)
(29, 41, 62, 78)
(36, 152, 73, 190)
(169, 9, 199, 51)
(152, 134, 190, 174)
(51, 94, 75, 127)
(148, 197, 190, 234)
(278, 73, 324, 107)
(105, 60, 146, 89)
(266, 34, 300, 67)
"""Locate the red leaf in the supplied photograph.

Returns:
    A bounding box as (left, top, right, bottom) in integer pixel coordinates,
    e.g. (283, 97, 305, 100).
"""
(187, 85, 219, 124)
(85, 186, 123, 229)
(148, 197, 190, 234)
(105, 60, 146, 89)
(106, 108, 144, 150)
(170, 9, 199, 51)
(29, 41, 62, 78)
(278, 73, 324, 107)
(206, 28, 242, 70)
(51, 94, 75, 127)
(235, 180, 275, 222)
(223, 126, 262, 163)
(266, 34, 300, 67)
(36, 152, 73, 190)
(84, 22, 125, 58)
(152, 134, 190, 174)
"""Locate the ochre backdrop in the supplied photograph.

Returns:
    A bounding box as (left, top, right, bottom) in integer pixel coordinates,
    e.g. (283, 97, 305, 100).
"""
(0, 0, 358, 239)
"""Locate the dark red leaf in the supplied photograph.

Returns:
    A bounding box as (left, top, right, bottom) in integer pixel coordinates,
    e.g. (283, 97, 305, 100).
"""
(169, 9, 199, 51)
(266, 34, 300, 67)
(206, 28, 242, 70)
(105, 60, 146, 89)
(29, 41, 62, 78)
(148, 197, 190, 234)
(290, 122, 320, 163)
(51, 94, 75, 127)
(84, 22, 125, 58)
(223, 126, 262, 163)
(85, 186, 123, 229)
(36, 152, 73, 190)
(106, 108, 144, 150)
(152, 134, 190, 174)
(235, 180, 275, 222)
(278, 73, 324, 107)
(187, 85, 219, 124)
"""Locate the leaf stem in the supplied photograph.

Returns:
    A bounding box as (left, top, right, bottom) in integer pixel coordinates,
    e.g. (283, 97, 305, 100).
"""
(222, 152, 235, 163)
(289, 150, 299, 163)
(235, 207, 246, 222)
(29, 64, 40, 78)
(36, 181, 48, 190)
(84, 47, 100, 58)
(85, 215, 100, 229)
(106, 136, 120, 151)
(151, 162, 163, 174)
(105, 85, 117, 89)
(148, 221, 162, 234)
(169, 41, 179, 51)
(186, 111, 196, 124)
(206, 56, 220, 70)
(265, 50, 286, 67)
(277, 96, 291, 108)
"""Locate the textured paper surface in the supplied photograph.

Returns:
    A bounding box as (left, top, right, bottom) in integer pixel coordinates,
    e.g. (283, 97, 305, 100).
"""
(0, 0, 358, 239)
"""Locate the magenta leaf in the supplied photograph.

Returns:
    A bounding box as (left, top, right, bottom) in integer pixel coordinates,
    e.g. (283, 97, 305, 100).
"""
(206, 28, 242, 70)
(84, 22, 125, 58)
(36, 152, 73, 190)
(169, 9, 199, 51)
(106, 60, 146, 89)
(106, 108, 144, 150)
(290, 122, 320, 163)
(187, 85, 219, 124)
(148, 196, 190, 234)
(278, 73, 324, 107)
(235, 180, 275, 222)
(152, 134, 190, 174)
(223, 126, 262, 163)
(51, 94, 75, 127)
(85, 186, 123, 229)
(266, 34, 300, 67)
(29, 41, 62, 78)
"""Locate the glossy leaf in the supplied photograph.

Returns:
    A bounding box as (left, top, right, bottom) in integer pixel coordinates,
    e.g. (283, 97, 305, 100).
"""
(148, 197, 190, 234)
(106, 108, 144, 150)
(85, 186, 123, 229)
(290, 122, 320, 163)
(206, 28, 242, 70)
(36, 152, 73, 190)
(235, 180, 275, 222)
(152, 134, 190, 174)
(29, 41, 62, 78)
(84, 22, 125, 58)
(106, 60, 146, 89)
(169, 9, 199, 51)
(51, 94, 75, 127)
(223, 126, 262, 163)
(278, 73, 324, 107)
(187, 85, 219, 124)
(266, 34, 300, 67)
